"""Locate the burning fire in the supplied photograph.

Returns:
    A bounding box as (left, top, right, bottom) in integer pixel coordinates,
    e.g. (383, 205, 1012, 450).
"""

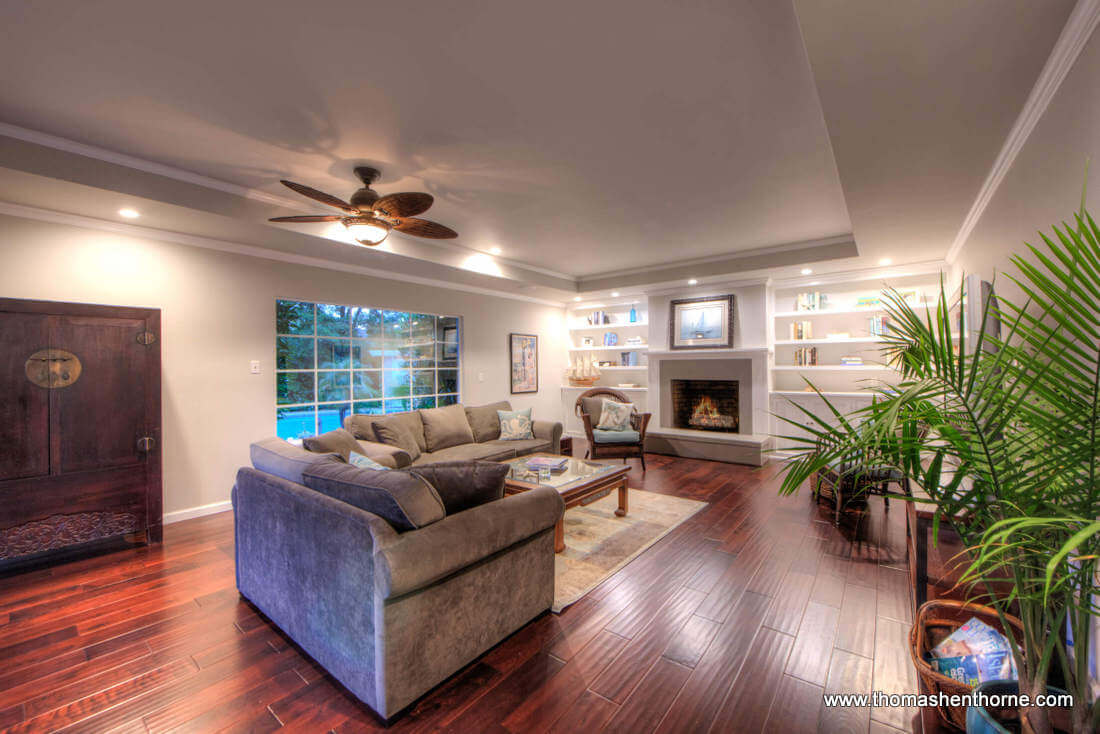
(690, 395, 737, 430)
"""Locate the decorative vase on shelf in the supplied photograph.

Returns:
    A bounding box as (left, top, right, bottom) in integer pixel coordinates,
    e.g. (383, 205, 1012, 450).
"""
(629, 306, 637, 323)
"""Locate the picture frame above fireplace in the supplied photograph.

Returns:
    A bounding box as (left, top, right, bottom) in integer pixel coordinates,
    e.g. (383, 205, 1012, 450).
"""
(669, 294, 735, 350)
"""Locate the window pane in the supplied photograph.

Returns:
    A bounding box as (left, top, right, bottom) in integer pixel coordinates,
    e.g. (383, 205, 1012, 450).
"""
(437, 317, 459, 368)
(318, 371, 350, 402)
(412, 396, 436, 410)
(317, 338, 351, 369)
(316, 304, 351, 337)
(277, 300, 314, 335)
(412, 369, 435, 396)
(351, 308, 383, 339)
(437, 369, 459, 394)
(277, 336, 314, 370)
(384, 310, 410, 344)
(277, 405, 316, 439)
(277, 372, 314, 405)
(404, 344, 434, 368)
(410, 313, 436, 344)
(353, 400, 384, 415)
(383, 346, 409, 369)
(318, 403, 351, 433)
(353, 370, 381, 399)
(437, 394, 458, 407)
(384, 369, 410, 398)
(384, 398, 411, 413)
(352, 340, 383, 369)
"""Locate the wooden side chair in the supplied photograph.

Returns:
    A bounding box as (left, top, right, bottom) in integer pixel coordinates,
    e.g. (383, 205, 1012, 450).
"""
(574, 387, 652, 471)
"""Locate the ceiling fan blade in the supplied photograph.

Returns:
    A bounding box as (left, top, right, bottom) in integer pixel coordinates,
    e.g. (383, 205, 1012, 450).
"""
(372, 192, 434, 218)
(268, 215, 344, 223)
(279, 180, 358, 214)
(393, 217, 458, 239)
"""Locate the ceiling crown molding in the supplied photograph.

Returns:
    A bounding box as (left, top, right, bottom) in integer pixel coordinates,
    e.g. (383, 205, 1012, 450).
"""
(946, 0, 1100, 264)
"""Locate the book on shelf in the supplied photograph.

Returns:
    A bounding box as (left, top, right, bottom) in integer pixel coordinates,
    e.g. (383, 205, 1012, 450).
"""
(868, 315, 890, 336)
(794, 346, 818, 366)
(625, 335, 645, 345)
(839, 356, 864, 365)
(788, 320, 813, 340)
(795, 292, 829, 311)
(586, 310, 611, 325)
(620, 351, 640, 366)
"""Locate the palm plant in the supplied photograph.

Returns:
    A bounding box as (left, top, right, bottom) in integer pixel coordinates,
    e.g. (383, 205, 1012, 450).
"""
(775, 210, 1100, 734)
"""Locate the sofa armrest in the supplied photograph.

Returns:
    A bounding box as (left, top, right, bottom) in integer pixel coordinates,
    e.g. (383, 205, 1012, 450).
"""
(356, 439, 412, 469)
(375, 486, 563, 599)
(533, 419, 563, 454)
(407, 461, 508, 514)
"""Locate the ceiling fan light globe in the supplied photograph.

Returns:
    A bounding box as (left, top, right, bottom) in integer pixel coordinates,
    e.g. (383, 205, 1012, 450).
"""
(344, 220, 390, 246)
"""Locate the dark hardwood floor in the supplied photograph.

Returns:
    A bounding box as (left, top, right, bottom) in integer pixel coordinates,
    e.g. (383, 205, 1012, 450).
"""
(0, 448, 923, 733)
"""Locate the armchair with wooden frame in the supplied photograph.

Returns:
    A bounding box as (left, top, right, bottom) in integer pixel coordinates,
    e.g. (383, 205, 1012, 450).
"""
(573, 388, 652, 471)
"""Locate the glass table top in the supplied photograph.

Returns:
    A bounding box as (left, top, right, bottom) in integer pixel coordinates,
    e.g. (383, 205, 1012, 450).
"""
(501, 454, 623, 492)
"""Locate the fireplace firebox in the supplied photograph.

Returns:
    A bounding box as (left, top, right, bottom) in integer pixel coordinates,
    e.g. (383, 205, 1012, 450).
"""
(670, 379, 739, 433)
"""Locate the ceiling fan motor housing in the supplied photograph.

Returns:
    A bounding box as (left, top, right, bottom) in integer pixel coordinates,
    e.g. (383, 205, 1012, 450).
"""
(349, 166, 382, 210)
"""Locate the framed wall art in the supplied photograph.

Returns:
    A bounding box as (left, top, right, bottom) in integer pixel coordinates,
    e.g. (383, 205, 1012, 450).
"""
(509, 333, 539, 393)
(669, 294, 735, 349)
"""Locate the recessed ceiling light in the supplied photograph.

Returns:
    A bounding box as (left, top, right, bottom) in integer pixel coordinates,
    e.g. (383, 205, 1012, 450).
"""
(800, 267, 813, 275)
(489, 246, 502, 255)
(573, 296, 582, 302)
(688, 279, 698, 285)
(611, 291, 620, 297)
(118, 208, 140, 219)
(878, 257, 892, 266)
(809, 281, 821, 286)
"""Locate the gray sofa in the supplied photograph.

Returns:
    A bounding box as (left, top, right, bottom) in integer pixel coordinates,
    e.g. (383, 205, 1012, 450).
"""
(233, 438, 563, 721)
(327, 400, 562, 468)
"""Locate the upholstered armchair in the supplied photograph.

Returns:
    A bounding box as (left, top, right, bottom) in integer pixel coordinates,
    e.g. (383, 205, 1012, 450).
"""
(574, 387, 651, 471)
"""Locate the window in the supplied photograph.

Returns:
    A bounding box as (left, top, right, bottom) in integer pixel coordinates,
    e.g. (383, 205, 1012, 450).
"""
(275, 299, 460, 439)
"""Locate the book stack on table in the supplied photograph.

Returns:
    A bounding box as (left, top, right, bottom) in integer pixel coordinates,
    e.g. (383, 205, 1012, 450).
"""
(526, 456, 569, 473)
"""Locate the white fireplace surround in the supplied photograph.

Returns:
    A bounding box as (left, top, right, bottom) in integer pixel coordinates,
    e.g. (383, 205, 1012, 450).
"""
(647, 347, 770, 435)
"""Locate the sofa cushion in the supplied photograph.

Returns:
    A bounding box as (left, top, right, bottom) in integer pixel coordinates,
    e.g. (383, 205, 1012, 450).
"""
(464, 400, 512, 442)
(592, 429, 641, 444)
(350, 411, 427, 453)
(372, 416, 423, 462)
(250, 437, 334, 484)
(498, 408, 534, 440)
(411, 442, 516, 464)
(302, 428, 361, 460)
(484, 438, 551, 457)
(419, 404, 475, 452)
(354, 440, 411, 469)
(408, 461, 509, 515)
(301, 456, 444, 532)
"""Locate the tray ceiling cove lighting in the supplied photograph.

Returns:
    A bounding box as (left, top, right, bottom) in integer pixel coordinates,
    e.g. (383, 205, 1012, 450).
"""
(118, 208, 140, 219)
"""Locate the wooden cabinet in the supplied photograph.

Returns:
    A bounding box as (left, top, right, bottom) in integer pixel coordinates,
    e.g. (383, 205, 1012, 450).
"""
(0, 298, 161, 569)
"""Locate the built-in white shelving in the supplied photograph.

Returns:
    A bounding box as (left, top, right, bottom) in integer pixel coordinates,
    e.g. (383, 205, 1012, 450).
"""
(569, 321, 648, 332)
(568, 344, 649, 352)
(772, 364, 892, 372)
(774, 336, 886, 346)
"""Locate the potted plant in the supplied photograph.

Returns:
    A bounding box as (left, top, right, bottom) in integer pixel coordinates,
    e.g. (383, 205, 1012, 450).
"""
(774, 209, 1100, 734)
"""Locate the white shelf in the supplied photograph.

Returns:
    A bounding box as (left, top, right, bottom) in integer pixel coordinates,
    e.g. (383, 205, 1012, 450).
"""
(569, 345, 649, 352)
(772, 364, 894, 372)
(598, 365, 648, 371)
(772, 390, 875, 398)
(774, 336, 886, 346)
(569, 321, 648, 331)
(774, 303, 930, 318)
(560, 385, 648, 392)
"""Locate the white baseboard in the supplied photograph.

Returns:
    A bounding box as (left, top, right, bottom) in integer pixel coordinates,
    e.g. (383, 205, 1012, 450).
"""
(163, 500, 232, 525)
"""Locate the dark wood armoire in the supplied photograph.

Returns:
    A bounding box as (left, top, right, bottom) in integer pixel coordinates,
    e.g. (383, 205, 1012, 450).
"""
(0, 298, 162, 570)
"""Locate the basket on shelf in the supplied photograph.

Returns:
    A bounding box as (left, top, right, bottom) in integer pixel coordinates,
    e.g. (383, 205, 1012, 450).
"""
(908, 598, 1023, 730)
(568, 376, 599, 387)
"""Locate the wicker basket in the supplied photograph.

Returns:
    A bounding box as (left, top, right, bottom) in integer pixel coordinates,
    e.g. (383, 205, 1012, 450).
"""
(908, 599, 1024, 730)
(569, 377, 599, 387)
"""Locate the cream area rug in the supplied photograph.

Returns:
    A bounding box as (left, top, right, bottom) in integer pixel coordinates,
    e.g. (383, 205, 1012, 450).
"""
(553, 489, 706, 612)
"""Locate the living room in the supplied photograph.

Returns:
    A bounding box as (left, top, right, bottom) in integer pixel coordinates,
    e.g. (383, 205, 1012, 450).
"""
(2, 1, 1100, 733)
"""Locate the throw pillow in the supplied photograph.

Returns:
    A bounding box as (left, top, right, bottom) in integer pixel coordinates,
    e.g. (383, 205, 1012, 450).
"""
(348, 451, 391, 471)
(301, 456, 443, 532)
(464, 400, 512, 442)
(302, 428, 361, 460)
(371, 417, 423, 462)
(497, 408, 535, 440)
(597, 400, 634, 431)
(419, 404, 476, 452)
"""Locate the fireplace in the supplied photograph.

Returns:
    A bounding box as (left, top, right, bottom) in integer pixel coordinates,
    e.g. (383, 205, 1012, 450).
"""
(670, 379, 739, 433)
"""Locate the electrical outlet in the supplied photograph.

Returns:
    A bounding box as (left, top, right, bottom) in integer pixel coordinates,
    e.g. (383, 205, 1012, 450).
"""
(250, 360, 261, 374)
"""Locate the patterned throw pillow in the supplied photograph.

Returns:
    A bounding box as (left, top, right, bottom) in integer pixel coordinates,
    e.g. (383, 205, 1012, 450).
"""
(597, 400, 634, 431)
(497, 408, 535, 440)
(348, 451, 391, 471)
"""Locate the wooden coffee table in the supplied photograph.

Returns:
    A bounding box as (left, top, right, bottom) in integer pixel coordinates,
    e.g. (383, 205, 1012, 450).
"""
(501, 453, 629, 553)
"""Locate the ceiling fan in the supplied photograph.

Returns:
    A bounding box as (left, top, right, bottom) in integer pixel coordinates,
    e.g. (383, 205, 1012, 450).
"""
(268, 166, 457, 246)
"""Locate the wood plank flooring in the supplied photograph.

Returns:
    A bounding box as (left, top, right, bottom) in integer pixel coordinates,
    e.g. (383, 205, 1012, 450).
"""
(0, 447, 923, 733)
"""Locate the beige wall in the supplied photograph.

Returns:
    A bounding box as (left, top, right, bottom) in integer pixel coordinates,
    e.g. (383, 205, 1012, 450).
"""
(955, 26, 1100, 299)
(0, 213, 567, 515)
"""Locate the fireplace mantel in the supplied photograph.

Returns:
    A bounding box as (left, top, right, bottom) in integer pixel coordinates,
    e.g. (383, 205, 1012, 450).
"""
(647, 347, 771, 359)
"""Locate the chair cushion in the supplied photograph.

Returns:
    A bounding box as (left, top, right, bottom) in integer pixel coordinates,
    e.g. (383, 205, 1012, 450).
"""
(372, 416, 423, 462)
(498, 408, 535, 440)
(250, 437, 334, 484)
(464, 400, 512, 442)
(302, 428, 361, 460)
(412, 442, 516, 464)
(580, 396, 606, 419)
(301, 455, 444, 532)
(348, 451, 391, 471)
(592, 429, 641, 444)
(596, 400, 634, 431)
(419, 404, 475, 452)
